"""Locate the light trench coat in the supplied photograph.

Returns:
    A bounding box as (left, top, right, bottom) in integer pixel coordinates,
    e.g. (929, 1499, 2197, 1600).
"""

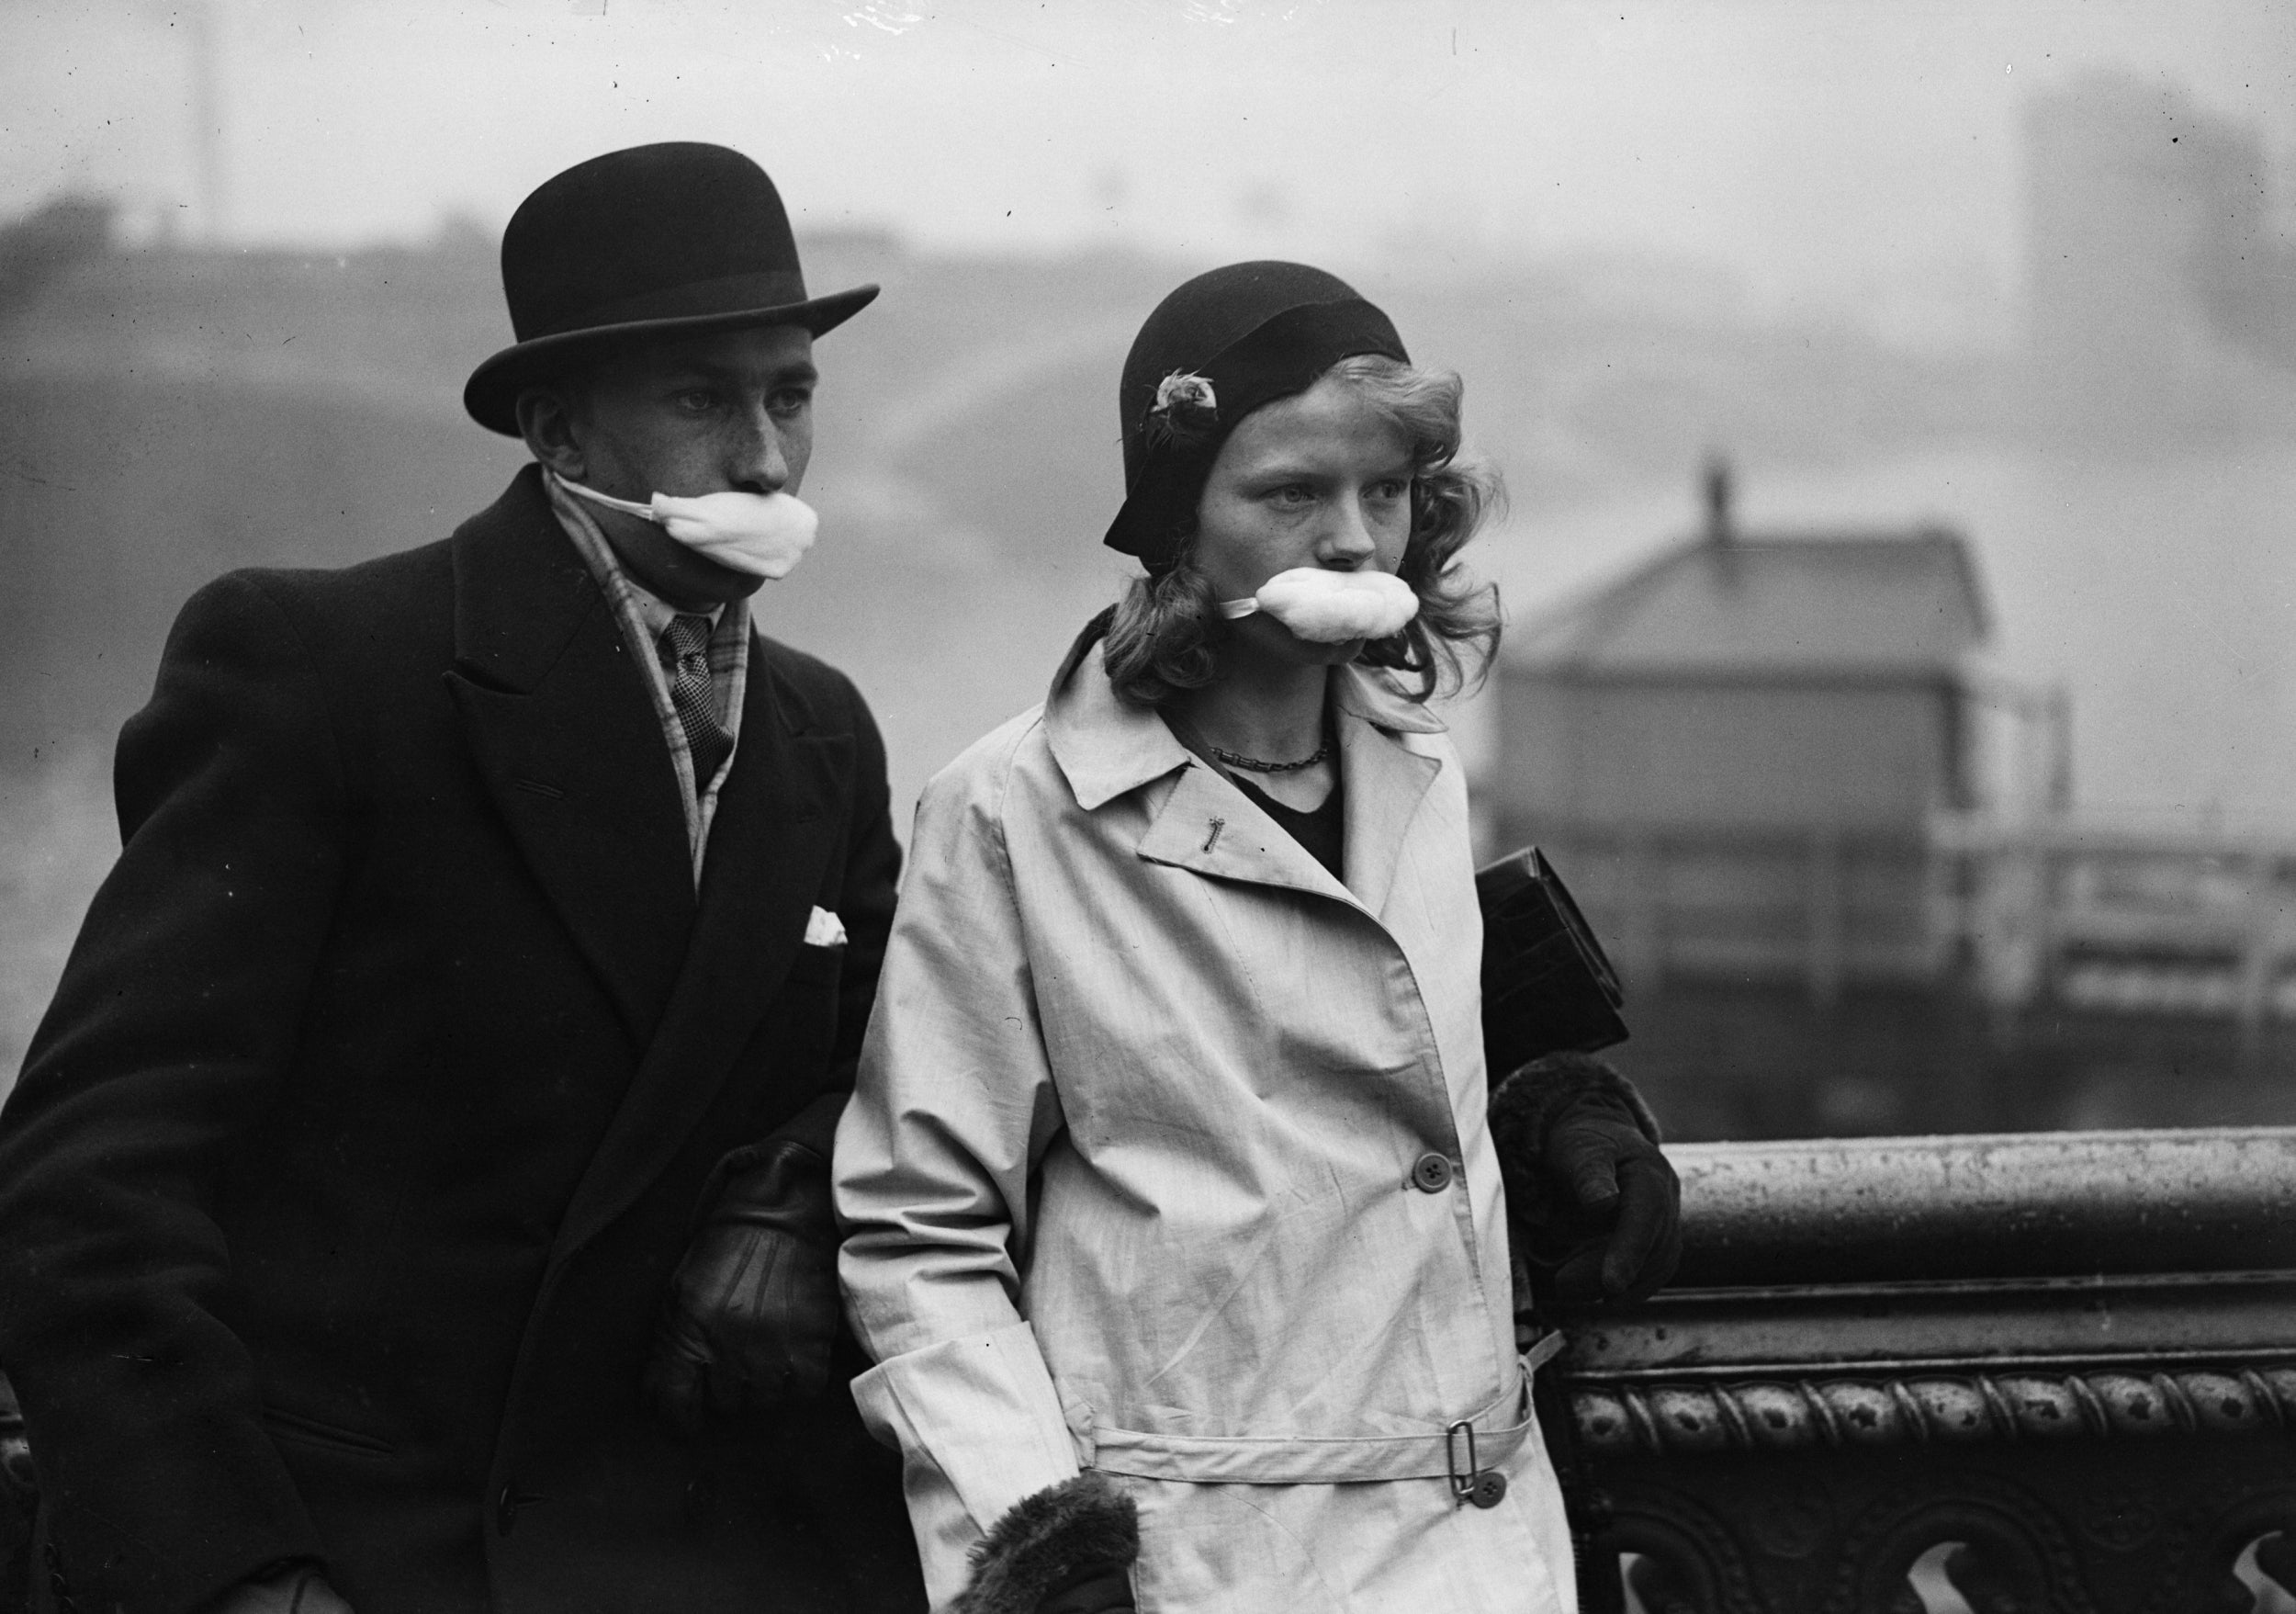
(836, 656, 1576, 1614)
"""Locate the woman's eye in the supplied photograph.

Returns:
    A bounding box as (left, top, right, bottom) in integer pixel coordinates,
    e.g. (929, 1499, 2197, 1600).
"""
(1369, 479, 1411, 502)
(1268, 484, 1316, 507)
(676, 389, 717, 413)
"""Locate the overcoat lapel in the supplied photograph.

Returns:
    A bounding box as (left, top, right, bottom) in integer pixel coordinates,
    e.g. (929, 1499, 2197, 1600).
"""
(444, 468, 695, 1048)
(546, 647, 851, 1262)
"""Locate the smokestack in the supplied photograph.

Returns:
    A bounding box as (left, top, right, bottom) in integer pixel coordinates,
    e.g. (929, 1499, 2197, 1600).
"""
(1703, 454, 1734, 545)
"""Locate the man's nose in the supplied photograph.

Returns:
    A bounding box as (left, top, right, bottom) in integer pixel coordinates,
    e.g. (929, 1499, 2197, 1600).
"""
(727, 402, 790, 492)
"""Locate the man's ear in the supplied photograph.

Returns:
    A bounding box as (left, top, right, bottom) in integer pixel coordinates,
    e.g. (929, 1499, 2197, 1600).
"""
(515, 383, 587, 481)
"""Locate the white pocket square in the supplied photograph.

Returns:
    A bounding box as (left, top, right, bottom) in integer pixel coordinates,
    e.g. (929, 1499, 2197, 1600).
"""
(804, 906, 848, 948)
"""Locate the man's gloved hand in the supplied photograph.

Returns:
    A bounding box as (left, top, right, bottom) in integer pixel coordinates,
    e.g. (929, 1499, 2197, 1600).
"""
(1490, 1052, 1683, 1307)
(205, 1564, 355, 1614)
(642, 1136, 841, 1436)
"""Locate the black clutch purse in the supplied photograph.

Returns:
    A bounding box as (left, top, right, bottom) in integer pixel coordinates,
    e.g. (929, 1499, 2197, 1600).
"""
(1476, 846, 1629, 1078)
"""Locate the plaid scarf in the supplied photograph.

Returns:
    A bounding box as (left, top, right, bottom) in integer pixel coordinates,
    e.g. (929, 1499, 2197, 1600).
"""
(546, 473, 752, 885)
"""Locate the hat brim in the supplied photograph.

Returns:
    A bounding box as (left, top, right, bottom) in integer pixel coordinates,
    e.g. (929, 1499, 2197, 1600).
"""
(462, 282, 880, 436)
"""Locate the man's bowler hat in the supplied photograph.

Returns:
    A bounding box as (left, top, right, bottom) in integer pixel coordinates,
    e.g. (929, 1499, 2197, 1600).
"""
(463, 142, 878, 435)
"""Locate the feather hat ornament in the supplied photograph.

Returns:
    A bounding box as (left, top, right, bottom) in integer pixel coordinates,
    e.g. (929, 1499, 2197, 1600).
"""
(1142, 372, 1219, 453)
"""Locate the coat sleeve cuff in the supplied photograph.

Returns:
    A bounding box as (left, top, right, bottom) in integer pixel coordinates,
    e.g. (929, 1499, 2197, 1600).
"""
(850, 1322, 1084, 1605)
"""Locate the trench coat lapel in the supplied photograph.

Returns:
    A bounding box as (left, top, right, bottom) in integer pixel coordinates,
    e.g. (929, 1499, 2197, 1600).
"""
(1135, 764, 1357, 906)
(1055, 659, 1446, 916)
(546, 651, 850, 1260)
(1333, 677, 1445, 921)
(444, 468, 696, 1048)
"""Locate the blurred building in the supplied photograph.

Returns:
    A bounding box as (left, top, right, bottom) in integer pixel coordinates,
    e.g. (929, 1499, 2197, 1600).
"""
(1491, 463, 1990, 1006)
(1489, 464, 2296, 1139)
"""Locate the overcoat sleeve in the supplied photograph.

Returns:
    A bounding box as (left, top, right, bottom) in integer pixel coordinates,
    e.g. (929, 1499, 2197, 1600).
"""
(0, 573, 348, 1613)
(835, 739, 1080, 1605)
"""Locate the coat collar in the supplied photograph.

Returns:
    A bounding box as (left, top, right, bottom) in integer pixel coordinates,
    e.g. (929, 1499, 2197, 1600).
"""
(1047, 653, 1446, 920)
(1044, 653, 1444, 812)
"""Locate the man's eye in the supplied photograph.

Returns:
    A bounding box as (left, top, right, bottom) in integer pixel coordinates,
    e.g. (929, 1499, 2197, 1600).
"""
(676, 390, 717, 413)
(768, 389, 813, 418)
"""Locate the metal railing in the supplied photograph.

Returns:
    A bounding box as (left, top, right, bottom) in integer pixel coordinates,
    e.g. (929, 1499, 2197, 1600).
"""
(1563, 1128, 2296, 1612)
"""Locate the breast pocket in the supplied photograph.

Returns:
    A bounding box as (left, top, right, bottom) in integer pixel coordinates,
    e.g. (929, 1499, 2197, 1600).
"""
(783, 942, 846, 993)
(761, 942, 845, 1082)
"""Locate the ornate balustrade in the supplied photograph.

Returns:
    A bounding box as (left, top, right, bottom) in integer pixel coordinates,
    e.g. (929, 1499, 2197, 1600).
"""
(1564, 1127, 2296, 1613)
(0, 1130, 2287, 1608)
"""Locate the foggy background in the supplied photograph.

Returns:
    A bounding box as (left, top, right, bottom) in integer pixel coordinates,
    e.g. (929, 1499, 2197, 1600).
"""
(3, 0, 2292, 1127)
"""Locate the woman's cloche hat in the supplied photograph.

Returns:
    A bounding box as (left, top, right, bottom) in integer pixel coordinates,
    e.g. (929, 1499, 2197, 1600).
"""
(1104, 260, 1408, 572)
(463, 142, 879, 436)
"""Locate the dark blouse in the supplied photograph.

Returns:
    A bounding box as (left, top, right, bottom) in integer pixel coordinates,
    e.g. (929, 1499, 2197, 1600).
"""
(1230, 770, 1345, 882)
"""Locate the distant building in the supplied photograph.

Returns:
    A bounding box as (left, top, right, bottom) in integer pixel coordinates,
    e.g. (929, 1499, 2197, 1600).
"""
(1491, 464, 1992, 1002)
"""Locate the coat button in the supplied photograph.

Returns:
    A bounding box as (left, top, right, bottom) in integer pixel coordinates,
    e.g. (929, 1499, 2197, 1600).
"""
(1470, 1470, 1508, 1508)
(1411, 1152, 1454, 1192)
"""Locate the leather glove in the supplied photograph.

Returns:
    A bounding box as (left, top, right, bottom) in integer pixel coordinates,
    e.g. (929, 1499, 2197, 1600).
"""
(1541, 1094, 1681, 1304)
(1490, 1053, 1683, 1307)
(205, 1564, 355, 1614)
(642, 1136, 841, 1436)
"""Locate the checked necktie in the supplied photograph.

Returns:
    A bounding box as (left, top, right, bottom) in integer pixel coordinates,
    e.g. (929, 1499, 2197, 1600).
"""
(658, 614, 735, 795)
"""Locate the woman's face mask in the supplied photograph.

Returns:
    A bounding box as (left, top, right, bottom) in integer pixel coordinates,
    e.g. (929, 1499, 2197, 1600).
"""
(552, 472, 817, 581)
(1221, 566, 1419, 643)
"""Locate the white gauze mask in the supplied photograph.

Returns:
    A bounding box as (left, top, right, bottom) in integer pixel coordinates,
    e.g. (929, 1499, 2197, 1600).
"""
(553, 472, 817, 581)
(1219, 567, 1419, 643)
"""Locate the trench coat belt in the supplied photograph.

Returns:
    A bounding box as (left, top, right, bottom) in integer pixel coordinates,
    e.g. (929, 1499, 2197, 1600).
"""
(1078, 1340, 1561, 1485)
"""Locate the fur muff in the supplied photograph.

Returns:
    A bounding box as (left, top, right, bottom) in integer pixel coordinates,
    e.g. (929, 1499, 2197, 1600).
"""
(1489, 1051, 1661, 1163)
(953, 1472, 1140, 1614)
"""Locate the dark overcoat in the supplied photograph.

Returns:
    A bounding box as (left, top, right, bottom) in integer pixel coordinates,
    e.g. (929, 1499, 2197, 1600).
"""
(0, 466, 920, 1614)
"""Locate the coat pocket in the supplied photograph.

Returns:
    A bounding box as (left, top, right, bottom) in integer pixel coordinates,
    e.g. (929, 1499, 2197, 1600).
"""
(261, 1403, 398, 1459)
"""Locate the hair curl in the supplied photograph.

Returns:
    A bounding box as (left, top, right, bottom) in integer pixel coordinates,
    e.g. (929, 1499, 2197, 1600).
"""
(1084, 356, 1503, 708)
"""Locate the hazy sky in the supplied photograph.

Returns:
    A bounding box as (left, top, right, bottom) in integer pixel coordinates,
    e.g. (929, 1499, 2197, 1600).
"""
(6, 0, 2291, 337)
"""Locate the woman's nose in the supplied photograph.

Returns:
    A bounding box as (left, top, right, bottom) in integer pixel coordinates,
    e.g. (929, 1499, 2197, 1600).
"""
(1320, 498, 1379, 566)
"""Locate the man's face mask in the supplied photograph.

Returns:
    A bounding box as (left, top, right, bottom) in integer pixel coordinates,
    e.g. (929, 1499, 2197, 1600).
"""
(552, 472, 817, 581)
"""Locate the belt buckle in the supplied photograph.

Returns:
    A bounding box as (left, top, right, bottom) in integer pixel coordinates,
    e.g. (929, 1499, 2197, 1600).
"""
(1446, 1417, 1510, 1510)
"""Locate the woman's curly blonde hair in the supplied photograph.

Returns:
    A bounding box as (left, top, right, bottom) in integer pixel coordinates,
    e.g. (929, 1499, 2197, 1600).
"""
(1083, 355, 1503, 708)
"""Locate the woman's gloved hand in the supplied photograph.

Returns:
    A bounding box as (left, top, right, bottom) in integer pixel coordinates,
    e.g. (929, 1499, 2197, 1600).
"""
(954, 1473, 1139, 1614)
(1489, 1052, 1683, 1306)
(642, 1136, 841, 1435)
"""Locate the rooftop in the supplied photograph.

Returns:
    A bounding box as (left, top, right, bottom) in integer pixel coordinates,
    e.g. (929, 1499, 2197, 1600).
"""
(1508, 470, 1990, 678)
